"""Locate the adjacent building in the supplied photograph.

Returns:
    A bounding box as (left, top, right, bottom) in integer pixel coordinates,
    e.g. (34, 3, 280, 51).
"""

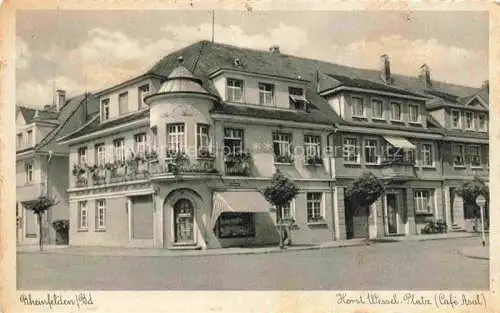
(16, 91, 98, 245)
(54, 41, 488, 249)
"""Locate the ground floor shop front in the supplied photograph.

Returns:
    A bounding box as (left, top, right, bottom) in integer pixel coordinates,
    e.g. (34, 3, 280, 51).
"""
(68, 178, 341, 249)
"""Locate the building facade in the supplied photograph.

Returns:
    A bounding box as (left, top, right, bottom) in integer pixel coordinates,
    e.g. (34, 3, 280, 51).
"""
(56, 41, 489, 249)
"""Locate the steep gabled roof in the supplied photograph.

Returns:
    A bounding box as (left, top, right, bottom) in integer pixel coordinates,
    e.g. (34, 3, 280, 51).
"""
(17, 106, 58, 124)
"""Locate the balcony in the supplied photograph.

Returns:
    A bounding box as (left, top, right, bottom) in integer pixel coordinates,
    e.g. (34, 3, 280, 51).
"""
(224, 153, 252, 176)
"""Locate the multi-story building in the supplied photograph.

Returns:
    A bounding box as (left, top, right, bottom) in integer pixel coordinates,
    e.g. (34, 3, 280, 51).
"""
(56, 41, 489, 249)
(16, 90, 97, 245)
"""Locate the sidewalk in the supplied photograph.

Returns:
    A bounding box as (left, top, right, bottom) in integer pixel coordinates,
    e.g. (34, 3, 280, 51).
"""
(371, 232, 480, 243)
(17, 238, 370, 258)
(459, 246, 489, 260)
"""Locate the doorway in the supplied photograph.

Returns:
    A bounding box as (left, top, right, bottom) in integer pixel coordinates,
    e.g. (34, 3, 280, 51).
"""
(386, 193, 398, 234)
(173, 199, 194, 243)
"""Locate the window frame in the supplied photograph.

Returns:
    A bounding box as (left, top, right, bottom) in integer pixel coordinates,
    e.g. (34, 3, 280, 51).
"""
(226, 78, 244, 103)
(452, 143, 465, 167)
(196, 124, 211, 157)
(77, 147, 88, 166)
(166, 123, 186, 156)
(78, 201, 88, 231)
(408, 103, 421, 123)
(113, 138, 126, 163)
(414, 190, 433, 214)
(306, 192, 324, 223)
(272, 132, 293, 162)
(223, 128, 245, 156)
(464, 111, 474, 130)
(467, 144, 482, 168)
(258, 82, 275, 106)
(25, 162, 33, 184)
(138, 84, 150, 108)
(351, 97, 366, 118)
(26, 129, 33, 146)
(95, 199, 106, 231)
(451, 109, 461, 129)
(134, 133, 147, 158)
(363, 138, 379, 165)
(276, 199, 295, 222)
(421, 142, 435, 167)
(343, 137, 360, 164)
(477, 113, 488, 132)
(17, 133, 23, 149)
(95, 143, 106, 166)
(118, 91, 129, 115)
(303, 134, 322, 160)
(371, 98, 384, 120)
(390, 102, 402, 121)
(101, 98, 110, 121)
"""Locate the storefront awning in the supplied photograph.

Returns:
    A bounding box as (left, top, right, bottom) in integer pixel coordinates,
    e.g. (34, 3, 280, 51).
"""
(211, 191, 273, 228)
(383, 136, 416, 149)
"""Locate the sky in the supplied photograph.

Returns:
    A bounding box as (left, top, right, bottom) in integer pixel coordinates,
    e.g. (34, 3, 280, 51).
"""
(16, 10, 489, 107)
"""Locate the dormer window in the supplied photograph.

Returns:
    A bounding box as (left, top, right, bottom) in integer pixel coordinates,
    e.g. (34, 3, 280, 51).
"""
(464, 111, 474, 130)
(101, 98, 110, 121)
(226, 78, 244, 103)
(259, 83, 274, 105)
(408, 104, 420, 123)
(118, 92, 129, 115)
(451, 110, 461, 129)
(289, 87, 308, 110)
(138, 84, 150, 108)
(371, 99, 383, 119)
(351, 97, 365, 117)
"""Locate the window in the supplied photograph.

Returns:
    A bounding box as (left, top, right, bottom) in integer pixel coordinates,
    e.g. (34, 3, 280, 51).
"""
(478, 113, 488, 132)
(78, 201, 88, 230)
(95, 144, 106, 166)
(364, 139, 379, 164)
(224, 128, 244, 156)
(150, 127, 158, 153)
(414, 190, 433, 213)
(258, 83, 274, 105)
(101, 98, 110, 121)
(26, 130, 33, 146)
(17, 133, 22, 149)
(25, 163, 33, 184)
(343, 137, 360, 163)
(306, 192, 323, 222)
(451, 110, 461, 128)
(134, 133, 147, 157)
(118, 92, 129, 115)
(166, 124, 185, 155)
(138, 84, 150, 108)
(351, 97, 365, 117)
(96, 199, 106, 230)
(289, 87, 306, 110)
(372, 99, 383, 119)
(226, 78, 244, 102)
(467, 145, 481, 167)
(464, 111, 474, 130)
(276, 200, 294, 222)
(452, 144, 465, 166)
(273, 132, 292, 162)
(304, 135, 321, 160)
(77, 147, 88, 165)
(390, 102, 402, 121)
(408, 104, 420, 123)
(421, 143, 434, 167)
(197, 124, 211, 157)
(113, 139, 125, 163)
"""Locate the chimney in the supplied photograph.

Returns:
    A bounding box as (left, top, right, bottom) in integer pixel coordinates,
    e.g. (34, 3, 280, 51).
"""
(481, 80, 489, 92)
(56, 89, 66, 112)
(380, 54, 392, 84)
(269, 45, 280, 54)
(419, 64, 432, 89)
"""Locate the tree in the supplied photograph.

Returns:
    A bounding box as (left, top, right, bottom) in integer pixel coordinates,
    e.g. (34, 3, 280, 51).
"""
(263, 169, 299, 249)
(26, 196, 57, 251)
(346, 172, 385, 208)
(455, 176, 489, 226)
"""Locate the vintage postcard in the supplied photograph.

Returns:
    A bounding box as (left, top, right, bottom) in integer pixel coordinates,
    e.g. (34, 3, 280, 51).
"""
(1, 1, 498, 312)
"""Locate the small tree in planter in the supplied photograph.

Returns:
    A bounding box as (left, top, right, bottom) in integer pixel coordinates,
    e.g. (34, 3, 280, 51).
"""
(26, 195, 57, 251)
(263, 169, 299, 249)
(455, 176, 489, 231)
(346, 172, 385, 237)
(52, 219, 69, 245)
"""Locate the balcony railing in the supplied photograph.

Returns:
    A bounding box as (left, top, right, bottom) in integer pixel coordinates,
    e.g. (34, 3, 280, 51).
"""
(224, 153, 252, 176)
(380, 156, 416, 180)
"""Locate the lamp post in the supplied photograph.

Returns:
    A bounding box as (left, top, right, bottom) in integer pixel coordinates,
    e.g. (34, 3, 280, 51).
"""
(475, 195, 486, 247)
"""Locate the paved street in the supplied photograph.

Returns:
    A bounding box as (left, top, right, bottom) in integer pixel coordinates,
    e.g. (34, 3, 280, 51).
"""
(17, 237, 488, 290)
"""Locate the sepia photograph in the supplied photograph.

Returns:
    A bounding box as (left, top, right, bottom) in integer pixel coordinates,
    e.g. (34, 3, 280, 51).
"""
(11, 7, 491, 296)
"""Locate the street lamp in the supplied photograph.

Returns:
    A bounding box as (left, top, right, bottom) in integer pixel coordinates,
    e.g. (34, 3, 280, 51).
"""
(475, 195, 487, 247)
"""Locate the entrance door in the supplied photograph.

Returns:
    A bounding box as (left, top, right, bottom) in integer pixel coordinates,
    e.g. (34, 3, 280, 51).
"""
(174, 199, 194, 243)
(449, 188, 455, 225)
(386, 194, 398, 234)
